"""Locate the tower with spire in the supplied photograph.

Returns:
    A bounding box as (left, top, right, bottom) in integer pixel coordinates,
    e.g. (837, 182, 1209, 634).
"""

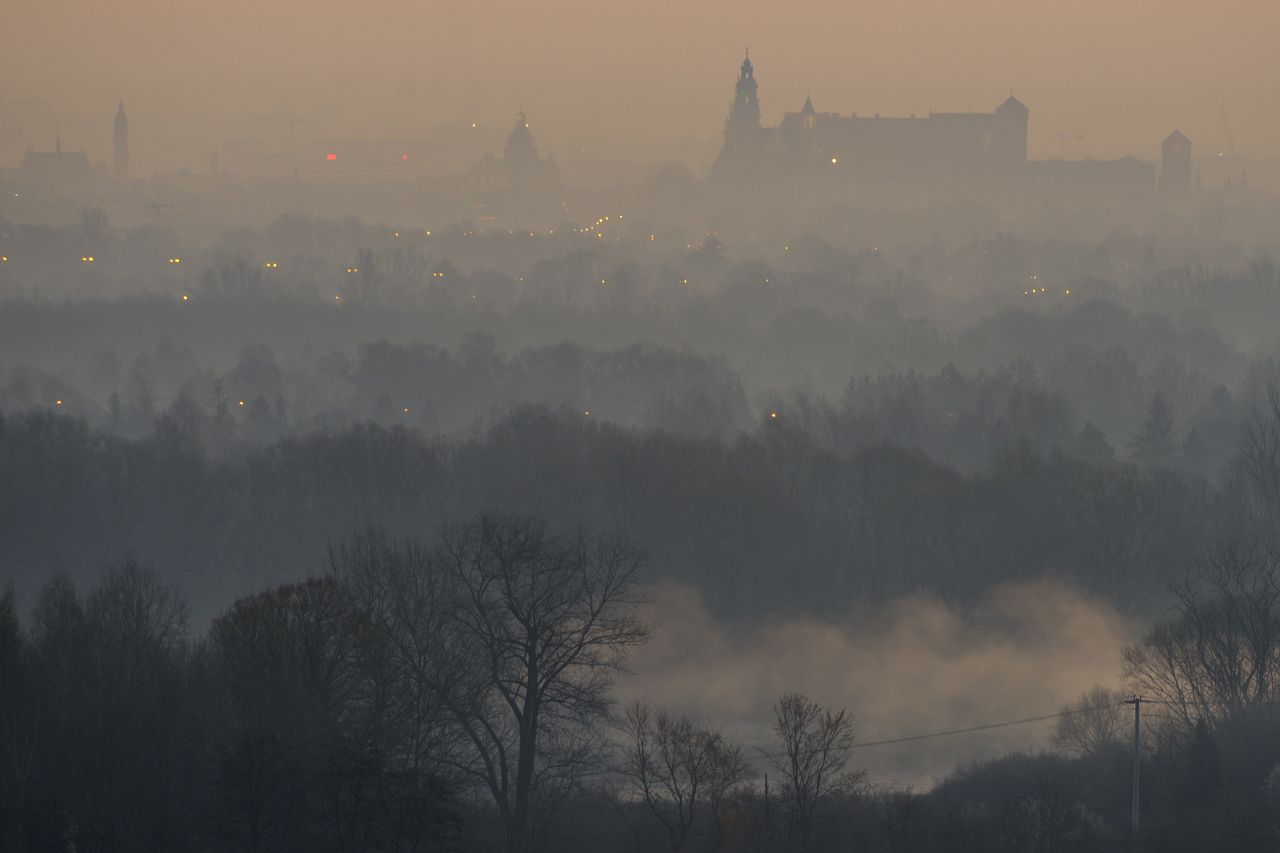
(727, 49, 761, 136)
(113, 100, 129, 179)
(713, 49, 768, 177)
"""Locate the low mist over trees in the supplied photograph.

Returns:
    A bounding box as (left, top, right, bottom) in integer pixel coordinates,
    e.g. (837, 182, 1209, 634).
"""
(0, 399, 1231, 619)
(5, 518, 1280, 851)
(6, 193, 1280, 851)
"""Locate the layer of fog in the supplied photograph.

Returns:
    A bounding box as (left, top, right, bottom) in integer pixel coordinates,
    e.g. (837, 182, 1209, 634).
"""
(622, 578, 1139, 788)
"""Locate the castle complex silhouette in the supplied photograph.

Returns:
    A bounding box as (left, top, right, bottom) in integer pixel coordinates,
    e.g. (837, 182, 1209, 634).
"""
(714, 51, 1028, 180)
(3, 73, 1207, 199)
(711, 50, 1191, 196)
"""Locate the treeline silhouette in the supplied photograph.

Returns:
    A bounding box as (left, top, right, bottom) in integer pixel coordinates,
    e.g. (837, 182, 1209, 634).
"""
(3, 304, 1277, 474)
(8, 383, 1280, 619)
(3, 511, 1280, 852)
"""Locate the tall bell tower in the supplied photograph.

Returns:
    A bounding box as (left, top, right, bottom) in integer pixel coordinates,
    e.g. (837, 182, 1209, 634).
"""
(113, 100, 129, 179)
(725, 49, 761, 141)
(714, 49, 767, 178)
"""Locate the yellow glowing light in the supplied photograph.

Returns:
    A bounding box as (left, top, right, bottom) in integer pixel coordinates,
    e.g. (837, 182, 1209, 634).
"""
(600, 278, 607, 285)
(584, 409, 591, 416)
(831, 157, 839, 164)
(238, 400, 245, 407)
(403, 407, 410, 413)
(181, 294, 190, 301)
(1065, 289, 1072, 295)
(471, 122, 477, 128)
(681, 278, 689, 285)
(769, 411, 779, 419)
(649, 234, 656, 241)
(0, 256, 7, 262)
(55, 400, 63, 406)
(335, 295, 342, 302)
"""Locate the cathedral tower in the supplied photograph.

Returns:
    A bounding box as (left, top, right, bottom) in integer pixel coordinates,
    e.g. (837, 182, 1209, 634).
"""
(714, 50, 767, 177)
(113, 100, 129, 179)
(726, 49, 761, 138)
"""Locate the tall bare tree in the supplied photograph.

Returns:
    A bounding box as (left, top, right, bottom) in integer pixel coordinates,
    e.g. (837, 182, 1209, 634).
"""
(768, 693, 857, 852)
(1227, 385, 1280, 540)
(438, 513, 648, 853)
(1124, 541, 1280, 729)
(617, 701, 751, 851)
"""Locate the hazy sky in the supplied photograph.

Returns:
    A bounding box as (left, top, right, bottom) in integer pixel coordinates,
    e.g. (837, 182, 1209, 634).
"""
(5, 0, 1278, 172)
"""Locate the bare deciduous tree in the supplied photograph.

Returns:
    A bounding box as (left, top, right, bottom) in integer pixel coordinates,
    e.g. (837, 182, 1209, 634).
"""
(1052, 686, 1126, 756)
(1227, 385, 1280, 539)
(440, 513, 648, 853)
(617, 701, 752, 851)
(1123, 541, 1280, 730)
(768, 693, 857, 852)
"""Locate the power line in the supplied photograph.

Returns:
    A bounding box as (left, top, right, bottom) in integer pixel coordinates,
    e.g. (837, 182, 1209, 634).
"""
(848, 711, 1074, 750)
(745, 706, 1101, 763)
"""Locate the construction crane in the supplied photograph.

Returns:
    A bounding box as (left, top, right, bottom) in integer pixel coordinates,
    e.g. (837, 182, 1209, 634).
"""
(1053, 132, 1085, 158)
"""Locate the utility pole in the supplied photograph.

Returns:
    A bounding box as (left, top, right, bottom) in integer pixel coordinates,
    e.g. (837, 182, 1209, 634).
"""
(763, 773, 772, 852)
(1123, 696, 1142, 839)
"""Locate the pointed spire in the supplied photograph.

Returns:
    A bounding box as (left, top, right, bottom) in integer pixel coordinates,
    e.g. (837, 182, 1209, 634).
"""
(802, 94, 815, 115)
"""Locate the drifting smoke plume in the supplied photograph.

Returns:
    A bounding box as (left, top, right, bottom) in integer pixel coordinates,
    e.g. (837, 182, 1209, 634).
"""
(622, 579, 1140, 787)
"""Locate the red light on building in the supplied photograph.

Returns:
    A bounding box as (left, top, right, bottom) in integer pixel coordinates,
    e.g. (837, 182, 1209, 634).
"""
(401, 153, 409, 161)
(326, 153, 338, 161)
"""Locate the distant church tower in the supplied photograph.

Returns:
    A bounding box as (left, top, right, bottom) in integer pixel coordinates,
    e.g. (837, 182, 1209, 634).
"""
(113, 100, 129, 179)
(713, 49, 767, 177)
(726, 49, 761, 138)
(1160, 130, 1191, 192)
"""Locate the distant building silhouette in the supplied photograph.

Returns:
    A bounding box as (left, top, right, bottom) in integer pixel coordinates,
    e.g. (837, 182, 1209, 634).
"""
(113, 100, 129, 179)
(712, 52, 1029, 179)
(470, 112, 560, 191)
(19, 135, 93, 187)
(1026, 156, 1155, 197)
(717, 50, 766, 174)
(1160, 130, 1191, 192)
